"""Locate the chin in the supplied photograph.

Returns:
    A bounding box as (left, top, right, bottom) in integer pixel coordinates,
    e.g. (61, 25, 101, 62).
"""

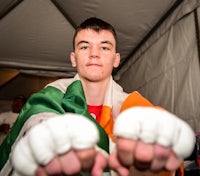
(85, 75, 104, 82)
(88, 77, 102, 82)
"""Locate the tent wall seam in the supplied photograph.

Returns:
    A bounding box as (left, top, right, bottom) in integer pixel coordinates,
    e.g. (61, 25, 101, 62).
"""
(51, 0, 77, 29)
(0, 0, 23, 20)
(194, 8, 200, 69)
(113, 0, 183, 76)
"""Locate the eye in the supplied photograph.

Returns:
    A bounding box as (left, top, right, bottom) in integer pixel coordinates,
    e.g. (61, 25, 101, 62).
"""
(80, 46, 88, 50)
(102, 46, 109, 50)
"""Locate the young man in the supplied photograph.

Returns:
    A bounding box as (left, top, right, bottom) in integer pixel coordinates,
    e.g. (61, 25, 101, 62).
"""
(0, 17, 195, 176)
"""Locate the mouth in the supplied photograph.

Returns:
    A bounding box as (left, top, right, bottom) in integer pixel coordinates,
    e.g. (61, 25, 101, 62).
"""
(87, 63, 101, 67)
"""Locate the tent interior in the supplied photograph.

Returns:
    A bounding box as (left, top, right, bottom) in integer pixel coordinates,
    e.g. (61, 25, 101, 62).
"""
(0, 0, 200, 131)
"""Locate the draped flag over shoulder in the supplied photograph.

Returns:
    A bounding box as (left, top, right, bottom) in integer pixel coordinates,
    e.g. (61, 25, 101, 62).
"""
(0, 75, 111, 173)
(0, 74, 179, 176)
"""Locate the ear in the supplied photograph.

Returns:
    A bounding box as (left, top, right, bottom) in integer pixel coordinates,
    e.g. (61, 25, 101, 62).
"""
(70, 52, 76, 67)
(113, 53, 120, 68)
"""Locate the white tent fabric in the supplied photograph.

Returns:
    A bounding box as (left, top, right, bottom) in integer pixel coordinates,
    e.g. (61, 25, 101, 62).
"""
(0, 0, 182, 76)
(0, 0, 75, 77)
(116, 1, 200, 131)
(0, 0, 200, 130)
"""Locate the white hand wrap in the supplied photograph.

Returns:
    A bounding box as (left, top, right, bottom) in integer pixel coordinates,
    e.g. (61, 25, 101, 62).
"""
(11, 113, 99, 176)
(114, 107, 195, 160)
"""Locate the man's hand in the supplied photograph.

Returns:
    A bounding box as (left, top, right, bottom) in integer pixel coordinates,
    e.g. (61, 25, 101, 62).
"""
(108, 107, 195, 176)
(11, 114, 107, 176)
(35, 148, 107, 176)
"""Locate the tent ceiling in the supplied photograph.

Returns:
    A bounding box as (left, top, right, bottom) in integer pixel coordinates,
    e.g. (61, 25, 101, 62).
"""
(0, 0, 182, 78)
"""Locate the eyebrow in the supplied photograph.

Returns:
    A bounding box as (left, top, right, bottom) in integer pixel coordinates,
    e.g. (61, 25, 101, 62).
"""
(76, 40, 114, 47)
(77, 40, 88, 47)
(102, 40, 113, 46)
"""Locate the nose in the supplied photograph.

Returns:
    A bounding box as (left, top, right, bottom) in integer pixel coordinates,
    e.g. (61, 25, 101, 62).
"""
(89, 46, 99, 58)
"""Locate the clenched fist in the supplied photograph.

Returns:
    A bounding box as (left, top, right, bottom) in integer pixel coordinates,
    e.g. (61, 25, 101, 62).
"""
(109, 107, 195, 175)
(11, 113, 107, 176)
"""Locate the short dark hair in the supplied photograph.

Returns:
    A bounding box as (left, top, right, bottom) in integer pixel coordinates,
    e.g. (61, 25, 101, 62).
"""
(73, 17, 118, 51)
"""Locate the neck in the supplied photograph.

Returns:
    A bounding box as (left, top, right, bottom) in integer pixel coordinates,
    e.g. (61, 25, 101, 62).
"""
(80, 77, 110, 105)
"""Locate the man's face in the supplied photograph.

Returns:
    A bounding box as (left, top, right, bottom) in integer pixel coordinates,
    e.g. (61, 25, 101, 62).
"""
(70, 29, 120, 82)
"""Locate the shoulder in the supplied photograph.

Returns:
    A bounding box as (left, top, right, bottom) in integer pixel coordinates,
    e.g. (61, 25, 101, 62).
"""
(45, 74, 80, 93)
(120, 91, 154, 112)
(45, 78, 74, 93)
